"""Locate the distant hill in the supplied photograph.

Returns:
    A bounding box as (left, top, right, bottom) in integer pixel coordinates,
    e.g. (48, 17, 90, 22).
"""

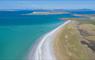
(0, 9, 95, 16)
(68, 9, 95, 14)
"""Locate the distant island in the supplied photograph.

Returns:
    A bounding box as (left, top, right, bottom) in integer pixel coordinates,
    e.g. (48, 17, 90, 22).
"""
(22, 11, 69, 15)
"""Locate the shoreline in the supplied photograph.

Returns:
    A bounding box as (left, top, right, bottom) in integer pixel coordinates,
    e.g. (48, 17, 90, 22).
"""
(27, 20, 71, 60)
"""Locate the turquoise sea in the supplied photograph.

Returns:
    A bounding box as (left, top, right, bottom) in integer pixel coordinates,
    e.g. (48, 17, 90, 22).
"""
(0, 23, 63, 60)
(0, 10, 82, 60)
(0, 14, 67, 60)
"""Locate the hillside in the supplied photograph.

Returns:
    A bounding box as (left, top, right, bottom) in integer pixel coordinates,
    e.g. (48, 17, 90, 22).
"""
(53, 18, 95, 60)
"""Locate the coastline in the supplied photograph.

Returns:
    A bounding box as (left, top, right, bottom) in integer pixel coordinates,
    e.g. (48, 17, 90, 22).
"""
(53, 20, 95, 60)
(27, 20, 71, 60)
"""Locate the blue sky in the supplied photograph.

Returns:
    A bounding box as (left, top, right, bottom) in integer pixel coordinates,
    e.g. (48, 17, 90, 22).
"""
(0, 0, 95, 10)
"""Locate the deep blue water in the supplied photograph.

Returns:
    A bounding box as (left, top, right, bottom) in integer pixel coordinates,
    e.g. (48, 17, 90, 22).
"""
(0, 12, 79, 26)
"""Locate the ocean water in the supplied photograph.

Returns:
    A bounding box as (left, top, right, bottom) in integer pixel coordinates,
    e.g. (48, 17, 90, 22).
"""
(0, 10, 82, 60)
(0, 14, 66, 60)
(0, 23, 63, 60)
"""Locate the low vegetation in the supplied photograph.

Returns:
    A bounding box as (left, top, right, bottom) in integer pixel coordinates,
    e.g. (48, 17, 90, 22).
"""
(53, 17, 95, 60)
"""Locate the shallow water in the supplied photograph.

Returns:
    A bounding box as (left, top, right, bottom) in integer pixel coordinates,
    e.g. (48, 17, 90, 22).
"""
(0, 23, 63, 60)
(0, 14, 66, 60)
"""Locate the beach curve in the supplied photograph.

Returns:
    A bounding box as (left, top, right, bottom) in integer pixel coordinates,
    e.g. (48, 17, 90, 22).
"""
(27, 20, 71, 60)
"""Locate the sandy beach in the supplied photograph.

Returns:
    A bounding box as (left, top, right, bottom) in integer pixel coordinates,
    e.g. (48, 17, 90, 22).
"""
(27, 20, 71, 60)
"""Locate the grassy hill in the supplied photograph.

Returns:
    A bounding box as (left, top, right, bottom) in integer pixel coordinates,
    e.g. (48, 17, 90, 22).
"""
(53, 18, 95, 60)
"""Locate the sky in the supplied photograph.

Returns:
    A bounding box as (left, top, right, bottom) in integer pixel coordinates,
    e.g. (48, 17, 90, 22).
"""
(0, 0, 95, 10)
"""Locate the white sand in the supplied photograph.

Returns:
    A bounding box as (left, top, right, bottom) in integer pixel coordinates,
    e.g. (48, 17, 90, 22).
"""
(27, 20, 71, 60)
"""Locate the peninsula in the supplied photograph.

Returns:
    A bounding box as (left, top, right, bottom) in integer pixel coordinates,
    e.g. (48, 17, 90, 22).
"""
(27, 15, 95, 60)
